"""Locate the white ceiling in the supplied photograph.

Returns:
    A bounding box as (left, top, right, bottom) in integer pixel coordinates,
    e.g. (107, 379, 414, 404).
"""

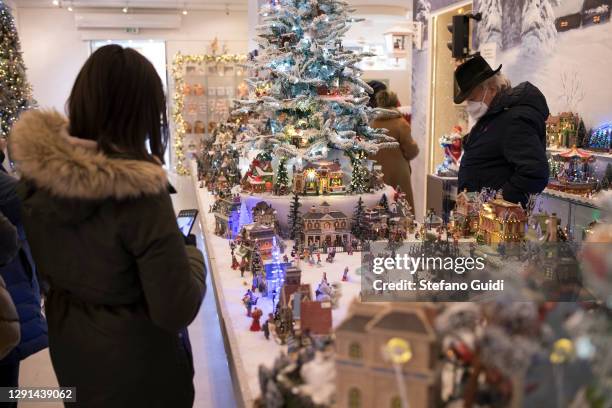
(14, 0, 411, 12)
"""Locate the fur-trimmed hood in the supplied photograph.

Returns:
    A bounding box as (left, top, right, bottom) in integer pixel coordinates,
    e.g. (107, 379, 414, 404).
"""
(10, 110, 168, 200)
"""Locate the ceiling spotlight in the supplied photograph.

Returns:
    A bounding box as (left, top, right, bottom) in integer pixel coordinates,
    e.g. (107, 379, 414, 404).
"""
(52, 0, 59, 6)
(182, 9, 188, 15)
(67, 5, 73, 11)
(122, 6, 128, 13)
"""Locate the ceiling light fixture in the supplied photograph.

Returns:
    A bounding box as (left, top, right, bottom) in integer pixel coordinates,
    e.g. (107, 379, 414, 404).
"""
(67, 0, 73, 11)
(122, 6, 128, 13)
(52, 0, 60, 6)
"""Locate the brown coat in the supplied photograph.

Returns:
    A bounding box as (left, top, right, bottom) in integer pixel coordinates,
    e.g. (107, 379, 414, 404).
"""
(370, 110, 419, 211)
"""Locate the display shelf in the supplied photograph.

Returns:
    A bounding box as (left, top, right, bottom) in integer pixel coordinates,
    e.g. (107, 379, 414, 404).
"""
(190, 161, 366, 406)
(541, 187, 602, 209)
(547, 147, 612, 160)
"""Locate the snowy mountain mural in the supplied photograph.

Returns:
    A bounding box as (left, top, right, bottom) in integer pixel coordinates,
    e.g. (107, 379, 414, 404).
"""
(473, 0, 612, 128)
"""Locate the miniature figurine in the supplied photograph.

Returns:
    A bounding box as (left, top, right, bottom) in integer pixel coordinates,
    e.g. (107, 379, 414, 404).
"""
(231, 254, 239, 270)
(436, 126, 464, 176)
(283, 254, 289, 263)
(342, 267, 349, 282)
(250, 307, 263, 331)
(322, 272, 328, 283)
(316, 251, 321, 265)
(242, 290, 258, 317)
(262, 313, 274, 340)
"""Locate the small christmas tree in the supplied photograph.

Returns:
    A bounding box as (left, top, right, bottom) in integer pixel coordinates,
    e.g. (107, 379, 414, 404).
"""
(250, 244, 264, 275)
(349, 151, 370, 194)
(275, 157, 290, 194)
(576, 119, 587, 147)
(603, 163, 612, 190)
(238, 200, 253, 230)
(288, 193, 303, 240)
(379, 193, 389, 213)
(0, 2, 34, 138)
(351, 196, 366, 241)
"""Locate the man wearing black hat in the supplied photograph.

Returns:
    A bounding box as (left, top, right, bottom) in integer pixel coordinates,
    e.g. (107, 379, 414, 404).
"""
(455, 55, 549, 207)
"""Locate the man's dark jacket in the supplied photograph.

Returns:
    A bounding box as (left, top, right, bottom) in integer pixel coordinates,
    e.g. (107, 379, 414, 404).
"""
(458, 82, 550, 206)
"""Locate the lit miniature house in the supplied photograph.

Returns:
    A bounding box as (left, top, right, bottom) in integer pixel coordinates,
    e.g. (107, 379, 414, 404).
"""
(292, 160, 345, 195)
(424, 208, 444, 230)
(369, 164, 385, 191)
(585, 122, 611, 151)
(335, 301, 441, 408)
(238, 222, 284, 259)
(251, 201, 279, 231)
(477, 193, 527, 245)
(547, 146, 597, 195)
(363, 205, 390, 240)
(452, 189, 479, 236)
(213, 192, 241, 238)
(546, 112, 580, 147)
(241, 156, 274, 193)
(302, 202, 351, 249)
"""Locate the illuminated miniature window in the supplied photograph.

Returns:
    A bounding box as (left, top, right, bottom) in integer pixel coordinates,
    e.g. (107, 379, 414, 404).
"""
(325, 222, 331, 229)
(390, 396, 402, 408)
(594, 15, 601, 23)
(335, 222, 339, 228)
(315, 222, 320, 229)
(348, 388, 361, 408)
(342, 221, 346, 228)
(308, 223, 312, 229)
(349, 342, 362, 359)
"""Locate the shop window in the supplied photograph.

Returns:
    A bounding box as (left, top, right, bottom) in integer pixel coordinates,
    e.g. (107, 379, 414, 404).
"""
(390, 396, 402, 408)
(348, 388, 361, 408)
(349, 342, 362, 359)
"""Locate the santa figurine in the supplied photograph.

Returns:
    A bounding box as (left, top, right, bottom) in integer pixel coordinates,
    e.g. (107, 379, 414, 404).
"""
(250, 307, 263, 331)
(342, 267, 349, 282)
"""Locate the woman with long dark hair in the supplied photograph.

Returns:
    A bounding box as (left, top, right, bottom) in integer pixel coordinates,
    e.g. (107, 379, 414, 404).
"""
(9, 45, 206, 407)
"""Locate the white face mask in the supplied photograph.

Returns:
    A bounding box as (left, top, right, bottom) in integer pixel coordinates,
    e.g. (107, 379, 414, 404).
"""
(466, 88, 489, 122)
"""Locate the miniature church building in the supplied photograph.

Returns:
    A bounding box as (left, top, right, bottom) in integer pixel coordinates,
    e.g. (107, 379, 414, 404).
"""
(335, 301, 441, 408)
(292, 160, 345, 195)
(241, 157, 274, 193)
(477, 193, 527, 244)
(302, 202, 351, 249)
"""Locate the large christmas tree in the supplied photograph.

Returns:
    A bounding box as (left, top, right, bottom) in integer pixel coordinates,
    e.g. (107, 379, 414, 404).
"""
(0, 2, 33, 138)
(234, 0, 398, 195)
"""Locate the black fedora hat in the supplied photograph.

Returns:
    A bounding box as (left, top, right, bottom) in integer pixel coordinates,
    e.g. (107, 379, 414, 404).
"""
(453, 55, 502, 104)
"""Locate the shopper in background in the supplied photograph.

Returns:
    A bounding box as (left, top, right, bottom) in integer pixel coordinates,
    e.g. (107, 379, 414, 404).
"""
(9, 45, 206, 408)
(454, 55, 549, 207)
(0, 169, 48, 400)
(367, 80, 388, 108)
(370, 90, 419, 211)
(0, 212, 20, 363)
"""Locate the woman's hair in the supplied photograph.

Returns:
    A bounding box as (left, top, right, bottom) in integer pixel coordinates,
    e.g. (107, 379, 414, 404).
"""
(375, 90, 399, 109)
(481, 73, 512, 93)
(67, 44, 168, 163)
(367, 80, 387, 108)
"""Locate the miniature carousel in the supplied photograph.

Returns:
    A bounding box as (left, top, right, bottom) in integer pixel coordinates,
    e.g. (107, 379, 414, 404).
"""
(547, 146, 598, 195)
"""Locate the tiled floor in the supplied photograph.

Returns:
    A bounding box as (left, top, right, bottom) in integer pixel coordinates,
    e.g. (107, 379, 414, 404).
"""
(16, 175, 236, 407)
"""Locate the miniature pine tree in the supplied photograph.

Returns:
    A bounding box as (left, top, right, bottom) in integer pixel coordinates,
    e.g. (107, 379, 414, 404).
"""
(604, 163, 612, 190)
(349, 151, 370, 194)
(250, 246, 263, 274)
(351, 196, 366, 241)
(238, 200, 253, 229)
(275, 157, 289, 194)
(576, 119, 587, 147)
(379, 193, 389, 213)
(288, 193, 302, 240)
(0, 2, 34, 139)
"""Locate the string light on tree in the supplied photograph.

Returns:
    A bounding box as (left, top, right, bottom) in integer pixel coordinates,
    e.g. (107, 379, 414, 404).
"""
(0, 2, 35, 139)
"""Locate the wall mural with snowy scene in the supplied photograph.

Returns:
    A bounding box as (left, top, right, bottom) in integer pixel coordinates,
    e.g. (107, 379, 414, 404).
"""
(473, 0, 612, 129)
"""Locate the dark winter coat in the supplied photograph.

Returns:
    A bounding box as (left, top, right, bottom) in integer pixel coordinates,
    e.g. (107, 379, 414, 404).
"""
(458, 82, 550, 206)
(0, 169, 48, 366)
(10, 110, 206, 408)
(0, 211, 18, 266)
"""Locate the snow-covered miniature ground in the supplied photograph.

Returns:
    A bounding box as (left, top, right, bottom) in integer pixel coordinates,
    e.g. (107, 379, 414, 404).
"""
(195, 187, 365, 403)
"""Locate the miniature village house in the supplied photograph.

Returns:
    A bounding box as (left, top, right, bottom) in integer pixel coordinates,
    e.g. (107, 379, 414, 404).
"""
(213, 192, 241, 238)
(452, 189, 479, 236)
(477, 193, 527, 245)
(292, 160, 345, 195)
(546, 112, 580, 147)
(238, 222, 283, 259)
(302, 202, 351, 249)
(251, 201, 278, 231)
(363, 205, 389, 240)
(335, 301, 440, 408)
(241, 157, 274, 193)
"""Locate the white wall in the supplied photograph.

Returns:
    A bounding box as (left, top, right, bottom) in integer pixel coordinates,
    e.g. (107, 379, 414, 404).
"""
(16, 7, 249, 112)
